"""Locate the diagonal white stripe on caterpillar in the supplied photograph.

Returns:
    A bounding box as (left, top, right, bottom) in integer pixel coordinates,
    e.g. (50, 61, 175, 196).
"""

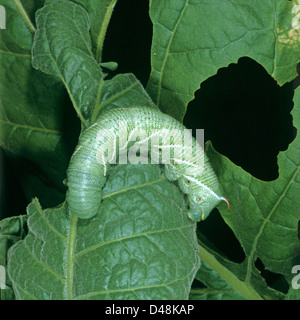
(66, 107, 229, 221)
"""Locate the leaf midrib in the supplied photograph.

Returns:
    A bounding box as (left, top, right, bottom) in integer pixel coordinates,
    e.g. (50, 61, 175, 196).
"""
(0, 119, 61, 135)
(0, 50, 31, 58)
(95, 0, 117, 62)
(31, 178, 169, 300)
(66, 213, 78, 300)
(12, 0, 36, 34)
(198, 243, 263, 300)
(151, 0, 189, 108)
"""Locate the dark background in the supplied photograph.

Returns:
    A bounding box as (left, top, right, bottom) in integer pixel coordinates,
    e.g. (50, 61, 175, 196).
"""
(1, 0, 296, 293)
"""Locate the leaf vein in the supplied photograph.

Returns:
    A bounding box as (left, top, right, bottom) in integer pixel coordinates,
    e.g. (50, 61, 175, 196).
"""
(246, 164, 300, 282)
(74, 225, 192, 260)
(0, 49, 31, 58)
(73, 277, 188, 300)
(154, 0, 190, 107)
(23, 242, 65, 283)
(34, 198, 67, 242)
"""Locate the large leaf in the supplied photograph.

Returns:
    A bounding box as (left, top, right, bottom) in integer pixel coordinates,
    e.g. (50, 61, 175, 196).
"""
(1, 0, 155, 212)
(33, 0, 140, 126)
(7, 164, 200, 300)
(98, 73, 158, 114)
(147, 0, 300, 120)
(193, 86, 300, 299)
(44, 0, 117, 62)
(0, 0, 73, 209)
(32, 0, 104, 127)
(192, 239, 285, 300)
(68, 0, 117, 61)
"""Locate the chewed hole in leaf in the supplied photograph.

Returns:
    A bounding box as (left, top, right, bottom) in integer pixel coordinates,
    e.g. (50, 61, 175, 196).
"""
(184, 57, 295, 181)
(254, 258, 289, 295)
(197, 210, 245, 263)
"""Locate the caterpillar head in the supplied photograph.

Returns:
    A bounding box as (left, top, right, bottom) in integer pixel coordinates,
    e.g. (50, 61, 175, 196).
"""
(188, 193, 230, 221)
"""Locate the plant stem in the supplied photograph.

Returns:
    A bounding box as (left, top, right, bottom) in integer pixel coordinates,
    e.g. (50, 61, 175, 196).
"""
(198, 243, 264, 300)
(66, 213, 78, 300)
(91, 80, 105, 123)
(60, 77, 88, 128)
(12, 0, 36, 34)
(96, 0, 118, 63)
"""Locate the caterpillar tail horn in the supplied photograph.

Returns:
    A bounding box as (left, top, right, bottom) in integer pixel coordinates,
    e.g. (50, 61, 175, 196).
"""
(221, 197, 230, 211)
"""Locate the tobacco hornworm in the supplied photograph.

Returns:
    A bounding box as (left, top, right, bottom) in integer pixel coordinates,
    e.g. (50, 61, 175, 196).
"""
(66, 107, 229, 221)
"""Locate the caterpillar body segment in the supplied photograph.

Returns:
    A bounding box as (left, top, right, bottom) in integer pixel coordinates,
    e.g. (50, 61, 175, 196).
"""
(66, 107, 227, 220)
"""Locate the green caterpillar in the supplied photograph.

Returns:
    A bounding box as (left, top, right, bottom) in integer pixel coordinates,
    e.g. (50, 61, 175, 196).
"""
(66, 107, 229, 220)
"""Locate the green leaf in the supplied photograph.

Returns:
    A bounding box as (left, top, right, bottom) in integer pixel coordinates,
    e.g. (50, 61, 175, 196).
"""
(93, 73, 158, 120)
(32, 0, 103, 127)
(0, 0, 74, 208)
(0, 215, 27, 300)
(1, 0, 158, 211)
(190, 260, 245, 300)
(7, 164, 200, 300)
(285, 283, 300, 300)
(44, 0, 118, 63)
(68, 0, 117, 62)
(200, 86, 300, 298)
(147, 0, 300, 120)
(193, 240, 285, 300)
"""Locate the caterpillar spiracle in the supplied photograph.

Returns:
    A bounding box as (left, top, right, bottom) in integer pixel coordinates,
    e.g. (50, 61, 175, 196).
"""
(66, 107, 229, 221)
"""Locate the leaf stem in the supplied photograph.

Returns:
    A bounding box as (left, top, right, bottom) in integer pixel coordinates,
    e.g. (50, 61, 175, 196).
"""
(66, 213, 78, 300)
(96, 0, 118, 63)
(197, 243, 263, 300)
(91, 80, 105, 123)
(12, 0, 36, 34)
(59, 75, 88, 128)
(190, 287, 237, 296)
